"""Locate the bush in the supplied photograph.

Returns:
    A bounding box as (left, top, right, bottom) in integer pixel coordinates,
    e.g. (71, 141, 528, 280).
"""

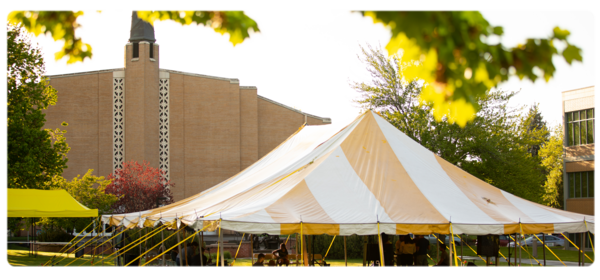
(38, 227, 73, 242)
(209, 251, 232, 259)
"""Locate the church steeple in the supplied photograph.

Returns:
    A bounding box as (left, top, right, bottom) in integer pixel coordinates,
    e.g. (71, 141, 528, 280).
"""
(129, 11, 156, 43)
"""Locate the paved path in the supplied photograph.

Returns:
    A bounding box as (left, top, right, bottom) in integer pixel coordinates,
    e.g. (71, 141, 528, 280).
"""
(461, 256, 592, 266)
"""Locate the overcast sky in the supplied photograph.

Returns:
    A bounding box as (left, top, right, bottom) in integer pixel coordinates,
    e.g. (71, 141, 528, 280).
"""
(20, 8, 594, 130)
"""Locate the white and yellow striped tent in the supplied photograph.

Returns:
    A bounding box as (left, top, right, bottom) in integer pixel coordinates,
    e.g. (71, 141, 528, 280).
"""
(102, 111, 594, 236)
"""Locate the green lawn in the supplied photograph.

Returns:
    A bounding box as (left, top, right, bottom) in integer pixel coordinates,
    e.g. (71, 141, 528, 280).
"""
(9, 246, 593, 267)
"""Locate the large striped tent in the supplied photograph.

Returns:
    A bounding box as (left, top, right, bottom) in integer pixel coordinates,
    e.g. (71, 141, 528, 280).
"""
(102, 111, 594, 236)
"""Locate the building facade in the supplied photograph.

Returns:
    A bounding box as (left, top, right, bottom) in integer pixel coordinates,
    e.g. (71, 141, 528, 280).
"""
(43, 14, 330, 202)
(562, 86, 594, 248)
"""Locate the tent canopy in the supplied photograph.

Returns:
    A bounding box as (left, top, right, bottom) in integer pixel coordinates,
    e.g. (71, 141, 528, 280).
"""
(8, 189, 98, 217)
(103, 111, 594, 236)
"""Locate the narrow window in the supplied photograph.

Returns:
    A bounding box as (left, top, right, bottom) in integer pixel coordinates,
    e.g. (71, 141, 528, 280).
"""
(133, 43, 139, 58)
(569, 173, 575, 198)
(581, 120, 587, 145)
(574, 122, 580, 145)
(574, 172, 581, 198)
(150, 43, 154, 58)
(582, 171, 588, 197)
(588, 120, 594, 144)
(588, 171, 596, 198)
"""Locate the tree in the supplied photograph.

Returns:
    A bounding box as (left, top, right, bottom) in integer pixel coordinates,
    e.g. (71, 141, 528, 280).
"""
(105, 161, 174, 214)
(7, 11, 260, 64)
(38, 170, 118, 235)
(539, 125, 565, 209)
(7, 24, 70, 190)
(361, 11, 583, 126)
(352, 44, 546, 203)
(523, 104, 550, 157)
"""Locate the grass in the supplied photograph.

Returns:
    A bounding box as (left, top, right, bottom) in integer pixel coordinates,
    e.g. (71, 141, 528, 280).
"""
(9, 246, 593, 267)
(455, 244, 594, 263)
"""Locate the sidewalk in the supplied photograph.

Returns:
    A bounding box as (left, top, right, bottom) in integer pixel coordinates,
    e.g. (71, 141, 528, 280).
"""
(461, 256, 592, 266)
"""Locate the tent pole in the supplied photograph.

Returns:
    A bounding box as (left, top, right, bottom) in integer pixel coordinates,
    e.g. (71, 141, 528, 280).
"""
(176, 227, 183, 266)
(363, 236, 367, 266)
(436, 233, 439, 263)
(449, 233, 453, 267)
(515, 233, 521, 269)
(581, 233, 585, 266)
(184, 229, 188, 266)
(312, 235, 315, 266)
(161, 228, 166, 266)
(344, 236, 347, 267)
(518, 233, 522, 266)
(460, 234, 463, 266)
(219, 223, 224, 267)
(578, 233, 584, 269)
(196, 229, 203, 266)
(250, 234, 254, 265)
(507, 235, 511, 266)
(542, 233, 546, 266)
(201, 231, 205, 266)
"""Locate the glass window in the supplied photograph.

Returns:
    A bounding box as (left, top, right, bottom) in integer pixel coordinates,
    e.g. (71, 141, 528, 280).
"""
(589, 172, 594, 198)
(588, 120, 594, 144)
(573, 123, 581, 146)
(582, 172, 588, 197)
(574, 122, 580, 145)
(569, 173, 575, 198)
(588, 109, 594, 119)
(568, 122, 573, 146)
(581, 110, 587, 120)
(567, 112, 572, 122)
(574, 111, 580, 121)
(574, 172, 581, 197)
(581, 123, 587, 145)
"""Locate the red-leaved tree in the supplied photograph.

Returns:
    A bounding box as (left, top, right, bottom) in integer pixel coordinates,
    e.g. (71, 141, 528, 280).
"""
(105, 161, 174, 214)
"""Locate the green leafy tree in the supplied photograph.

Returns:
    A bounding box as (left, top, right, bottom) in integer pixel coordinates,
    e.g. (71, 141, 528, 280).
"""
(7, 24, 70, 190)
(361, 11, 583, 126)
(539, 125, 564, 209)
(7, 11, 260, 64)
(38, 169, 118, 238)
(352, 44, 546, 203)
(10, 10, 580, 126)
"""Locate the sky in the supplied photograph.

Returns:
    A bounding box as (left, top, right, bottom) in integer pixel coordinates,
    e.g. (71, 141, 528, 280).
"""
(22, 8, 596, 130)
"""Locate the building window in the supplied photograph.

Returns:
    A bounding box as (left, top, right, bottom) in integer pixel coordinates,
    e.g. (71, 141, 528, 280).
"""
(566, 109, 594, 146)
(133, 43, 139, 58)
(150, 43, 154, 58)
(568, 171, 594, 198)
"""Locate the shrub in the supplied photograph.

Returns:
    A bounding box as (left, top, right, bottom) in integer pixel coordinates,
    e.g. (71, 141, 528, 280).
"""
(38, 227, 73, 242)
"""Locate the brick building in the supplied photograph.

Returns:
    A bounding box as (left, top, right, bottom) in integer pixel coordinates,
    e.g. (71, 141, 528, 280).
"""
(43, 13, 330, 202)
(561, 86, 594, 248)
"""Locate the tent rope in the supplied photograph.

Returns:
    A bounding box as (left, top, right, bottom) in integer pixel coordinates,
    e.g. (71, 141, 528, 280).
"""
(57, 221, 104, 266)
(231, 233, 245, 266)
(285, 234, 291, 245)
(519, 222, 534, 266)
(376, 222, 384, 266)
(450, 224, 458, 266)
(323, 235, 336, 261)
(560, 233, 593, 262)
(42, 218, 96, 266)
(507, 235, 541, 266)
(455, 235, 487, 264)
(141, 221, 217, 267)
(125, 225, 187, 266)
(532, 234, 566, 266)
(84, 226, 144, 266)
(101, 223, 168, 265)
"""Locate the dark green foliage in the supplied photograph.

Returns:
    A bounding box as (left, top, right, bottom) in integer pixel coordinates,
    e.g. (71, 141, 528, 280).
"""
(7, 24, 70, 190)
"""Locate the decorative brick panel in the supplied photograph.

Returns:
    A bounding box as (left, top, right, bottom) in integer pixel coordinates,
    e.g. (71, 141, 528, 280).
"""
(113, 77, 125, 172)
(159, 78, 170, 181)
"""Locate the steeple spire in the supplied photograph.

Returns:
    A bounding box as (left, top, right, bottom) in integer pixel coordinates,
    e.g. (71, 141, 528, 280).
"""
(129, 11, 156, 43)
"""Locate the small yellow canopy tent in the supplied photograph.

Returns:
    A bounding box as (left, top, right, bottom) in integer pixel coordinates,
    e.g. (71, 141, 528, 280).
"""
(8, 189, 98, 217)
